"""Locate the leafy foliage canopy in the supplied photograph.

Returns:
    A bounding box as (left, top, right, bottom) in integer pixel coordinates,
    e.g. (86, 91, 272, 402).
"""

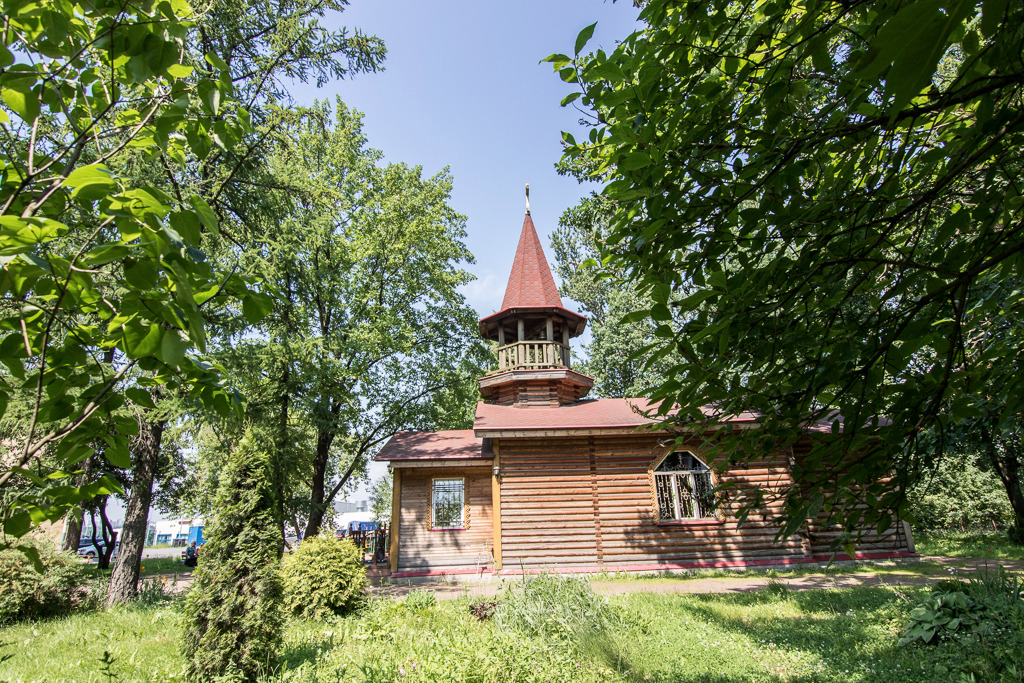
(551, 0, 1024, 537)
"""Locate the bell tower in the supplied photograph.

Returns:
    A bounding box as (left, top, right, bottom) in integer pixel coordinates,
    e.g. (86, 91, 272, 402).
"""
(478, 187, 593, 406)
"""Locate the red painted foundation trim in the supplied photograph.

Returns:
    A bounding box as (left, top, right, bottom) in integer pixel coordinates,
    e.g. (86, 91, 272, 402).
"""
(495, 551, 918, 576)
(391, 567, 495, 579)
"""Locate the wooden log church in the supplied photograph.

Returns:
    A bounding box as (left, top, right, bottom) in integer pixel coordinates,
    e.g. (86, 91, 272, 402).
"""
(376, 195, 915, 577)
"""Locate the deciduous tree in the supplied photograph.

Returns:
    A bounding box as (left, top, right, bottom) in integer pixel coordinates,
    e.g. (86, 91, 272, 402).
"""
(551, 0, 1024, 541)
(0, 0, 251, 562)
(203, 100, 486, 539)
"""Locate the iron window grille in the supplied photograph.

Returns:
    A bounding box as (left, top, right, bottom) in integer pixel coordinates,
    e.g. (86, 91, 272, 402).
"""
(654, 451, 717, 521)
(431, 478, 465, 529)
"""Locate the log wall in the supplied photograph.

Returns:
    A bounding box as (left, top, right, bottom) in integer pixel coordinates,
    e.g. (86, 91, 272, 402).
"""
(790, 442, 913, 556)
(496, 435, 809, 570)
(395, 466, 494, 572)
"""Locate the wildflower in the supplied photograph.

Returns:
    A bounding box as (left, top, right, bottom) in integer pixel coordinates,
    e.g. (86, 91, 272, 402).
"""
(399, 667, 405, 676)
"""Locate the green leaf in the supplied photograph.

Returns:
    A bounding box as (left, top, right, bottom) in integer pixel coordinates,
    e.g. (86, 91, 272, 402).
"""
(189, 195, 219, 234)
(166, 63, 193, 79)
(620, 152, 651, 170)
(2, 83, 39, 123)
(126, 386, 156, 408)
(160, 329, 189, 367)
(865, 0, 976, 113)
(198, 79, 221, 115)
(170, 210, 202, 245)
(103, 441, 132, 469)
(125, 321, 162, 357)
(242, 293, 271, 324)
(124, 259, 160, 290)
(3, 510, 31, 537)
(64, 164, 118, 201)
(17, 544, 43, 572)
(981, 0, 1009, 36)
(575, 22, 597, 55)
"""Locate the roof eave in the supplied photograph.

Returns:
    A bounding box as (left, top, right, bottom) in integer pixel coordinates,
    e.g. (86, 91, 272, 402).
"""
(478, 306, 588, 337)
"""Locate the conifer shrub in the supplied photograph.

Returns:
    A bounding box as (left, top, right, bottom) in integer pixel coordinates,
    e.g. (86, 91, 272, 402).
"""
(281, 533, 367, 620)
(0, 539, 101, 624)
(181, 434, 284, 681)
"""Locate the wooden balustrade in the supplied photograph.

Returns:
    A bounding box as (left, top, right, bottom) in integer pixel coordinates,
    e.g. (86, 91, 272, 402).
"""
(495, 340, 570, 371)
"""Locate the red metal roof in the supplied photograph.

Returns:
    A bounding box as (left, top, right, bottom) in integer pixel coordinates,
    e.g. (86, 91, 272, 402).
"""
(501, 213, 564, 309)
(474, 398, 671, 432)
(375, 429, 493, 461)
(478, 211, 588, 337)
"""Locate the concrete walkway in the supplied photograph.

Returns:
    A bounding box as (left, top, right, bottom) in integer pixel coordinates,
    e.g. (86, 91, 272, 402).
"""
(367, 556, 1024, 601)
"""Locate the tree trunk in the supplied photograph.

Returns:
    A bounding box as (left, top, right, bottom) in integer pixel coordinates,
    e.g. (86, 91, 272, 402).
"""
(88, 497, 117, 570)
(61, 507, 83, 552)
(107, 418, 165, 605)
(61, 462, 94, 552)
(981, 423, 1024, 544)
(302, 431, 334, 539)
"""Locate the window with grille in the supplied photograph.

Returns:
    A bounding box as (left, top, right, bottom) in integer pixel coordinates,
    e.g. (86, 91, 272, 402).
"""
(431, 478, 465, 529)
(653, 452, 717, 521)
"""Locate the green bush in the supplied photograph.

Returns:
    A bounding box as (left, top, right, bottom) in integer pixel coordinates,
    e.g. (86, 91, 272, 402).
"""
(281, 534, 367, 620)
(901, 567, 1024, 681)
(908, 452, 1014, 533)
(0, 539, 101, 624)
(899, 590, 983, 645)
(181, 433, 284, 682)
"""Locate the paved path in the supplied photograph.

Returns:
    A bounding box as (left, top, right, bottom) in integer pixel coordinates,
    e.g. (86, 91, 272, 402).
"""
(141, 547, 185, 559)
(151, 556, 1023, 600)
(366, 556, 1024, 601)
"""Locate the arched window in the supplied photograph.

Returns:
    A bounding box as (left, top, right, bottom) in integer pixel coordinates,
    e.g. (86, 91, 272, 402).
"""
(653, 452, 716, 521)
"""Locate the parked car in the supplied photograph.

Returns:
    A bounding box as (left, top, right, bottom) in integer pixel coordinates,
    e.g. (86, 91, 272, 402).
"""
(77, 540, 118, 560)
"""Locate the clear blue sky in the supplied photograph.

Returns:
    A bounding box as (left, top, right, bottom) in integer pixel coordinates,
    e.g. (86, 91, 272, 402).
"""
(288, 0, 640, 317)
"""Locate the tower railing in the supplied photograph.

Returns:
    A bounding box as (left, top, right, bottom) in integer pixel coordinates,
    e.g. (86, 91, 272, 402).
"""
(495, 340, 570, 371)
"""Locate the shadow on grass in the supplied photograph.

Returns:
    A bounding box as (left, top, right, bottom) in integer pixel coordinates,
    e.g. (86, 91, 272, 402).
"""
(613, 586, 928, 683)
(592, 559, 940, 587)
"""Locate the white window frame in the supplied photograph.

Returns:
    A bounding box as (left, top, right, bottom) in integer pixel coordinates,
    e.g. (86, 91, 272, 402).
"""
(653, 452, 717, 522)
(431, 477, 465, 530)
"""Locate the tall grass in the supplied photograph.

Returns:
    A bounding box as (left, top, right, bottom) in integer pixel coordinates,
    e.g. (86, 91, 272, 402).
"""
(496, 573, 615, 639)
(3, 579, 1023, 681)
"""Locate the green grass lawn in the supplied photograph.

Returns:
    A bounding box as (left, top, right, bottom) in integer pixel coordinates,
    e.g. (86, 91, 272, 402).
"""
(915, 530, 1024, 561)
(138, 557, 190, 576)
(2, 580, 1019, 682)
(76, 557, 191, 582)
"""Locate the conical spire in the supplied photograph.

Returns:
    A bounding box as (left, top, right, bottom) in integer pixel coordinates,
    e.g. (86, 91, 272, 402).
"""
(500, 213, 564, 309)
